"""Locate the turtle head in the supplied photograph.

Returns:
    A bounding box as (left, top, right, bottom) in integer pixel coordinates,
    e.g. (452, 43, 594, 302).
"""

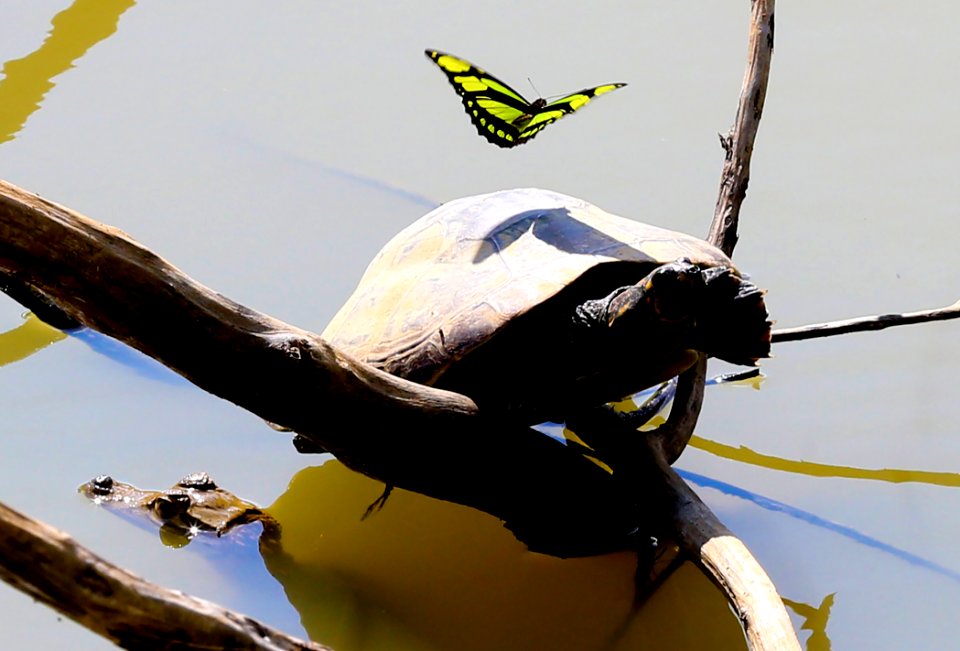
(595, 258, 707, 333)
(599, 259, 771, 366)
(643, 258, 708, 323)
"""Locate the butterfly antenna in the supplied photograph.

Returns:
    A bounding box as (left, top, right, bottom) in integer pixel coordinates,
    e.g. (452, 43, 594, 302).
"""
(527, 77, 543, 100)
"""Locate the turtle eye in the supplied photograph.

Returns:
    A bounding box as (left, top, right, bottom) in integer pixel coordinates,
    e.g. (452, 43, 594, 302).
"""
(177, 472, 217, 491)
(90, 475, 115, 496)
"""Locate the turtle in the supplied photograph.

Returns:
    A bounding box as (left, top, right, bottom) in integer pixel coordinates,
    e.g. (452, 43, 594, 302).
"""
(323, 188, 770, 425)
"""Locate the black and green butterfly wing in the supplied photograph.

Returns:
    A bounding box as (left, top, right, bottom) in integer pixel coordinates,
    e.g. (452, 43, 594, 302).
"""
(425, 49, 626, 148)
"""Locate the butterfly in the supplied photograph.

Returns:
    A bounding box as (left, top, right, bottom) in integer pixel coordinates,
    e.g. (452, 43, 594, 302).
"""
(425, 49, 626, 148)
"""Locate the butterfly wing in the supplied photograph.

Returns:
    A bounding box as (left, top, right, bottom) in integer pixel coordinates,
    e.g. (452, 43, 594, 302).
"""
(515, 83, 627, 145)
(425, 49, 536, 148)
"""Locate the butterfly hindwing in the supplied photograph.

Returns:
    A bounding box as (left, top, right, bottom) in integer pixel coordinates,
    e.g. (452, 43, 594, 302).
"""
(425, 49, 626, 148)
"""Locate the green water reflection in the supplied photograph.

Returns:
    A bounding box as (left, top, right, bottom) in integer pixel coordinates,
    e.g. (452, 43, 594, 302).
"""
(0, 313, 66, 366)
(783, 594, 834, 651)
(264, 461, 749, 651)
(691, 434, 960, 488)
(0, 0, 135, 144)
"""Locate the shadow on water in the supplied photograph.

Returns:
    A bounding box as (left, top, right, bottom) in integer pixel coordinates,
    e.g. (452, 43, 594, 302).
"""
(260, 461, 751, 651)
(681, 469, 960, 584)
(165, 456, 957, 651)
(80, 459, 865, 650)
(0, 0, 136, 144)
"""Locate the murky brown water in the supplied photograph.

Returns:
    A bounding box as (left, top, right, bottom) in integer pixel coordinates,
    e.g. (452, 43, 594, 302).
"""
(2, 1, 959, 649)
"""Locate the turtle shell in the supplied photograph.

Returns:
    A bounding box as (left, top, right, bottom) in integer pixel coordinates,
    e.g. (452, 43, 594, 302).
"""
(323, 188, 746, 400)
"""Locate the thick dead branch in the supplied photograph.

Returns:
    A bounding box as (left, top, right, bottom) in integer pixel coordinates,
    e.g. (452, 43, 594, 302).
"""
(0, 179, 637, 556)
(772, 299, 960, 343)
(0, 499, 328, 650)
(650, 359, 706, 464)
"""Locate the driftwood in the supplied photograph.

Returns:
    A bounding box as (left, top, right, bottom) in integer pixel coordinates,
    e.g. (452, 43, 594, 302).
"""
(0, 500, 329, 650)
(0, 180, 643, 556)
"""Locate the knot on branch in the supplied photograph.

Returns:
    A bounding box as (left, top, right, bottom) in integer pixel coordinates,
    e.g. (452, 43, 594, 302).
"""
(265, 333, 309, 361)
(718, 132, 734, 158)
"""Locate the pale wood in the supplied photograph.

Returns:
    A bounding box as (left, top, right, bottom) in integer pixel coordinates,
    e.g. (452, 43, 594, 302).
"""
(648, 438, 800, 651)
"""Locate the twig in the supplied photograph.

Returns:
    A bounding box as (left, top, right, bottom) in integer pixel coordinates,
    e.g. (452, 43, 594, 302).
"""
(772, 299, 960, 343)
(0, 499, 329, 650)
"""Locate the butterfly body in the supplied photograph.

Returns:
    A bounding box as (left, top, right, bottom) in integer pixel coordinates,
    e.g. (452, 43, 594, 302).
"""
(425, 49, 626, 148)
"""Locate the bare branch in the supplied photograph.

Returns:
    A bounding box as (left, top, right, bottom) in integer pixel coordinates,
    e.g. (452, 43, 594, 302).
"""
(662, 0, 776, 454)
(708, 0, 776, 256)
(0, 499, 329, 650)
(772, 299, 960, 343)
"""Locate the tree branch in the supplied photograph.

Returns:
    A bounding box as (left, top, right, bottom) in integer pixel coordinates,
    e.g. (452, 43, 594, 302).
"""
(708, 0, 775, 256)
(0, 179, 642, 557)
(772, 299, 960, 343)
(0, 499, 329, 650)
(648, 1, 800, 649)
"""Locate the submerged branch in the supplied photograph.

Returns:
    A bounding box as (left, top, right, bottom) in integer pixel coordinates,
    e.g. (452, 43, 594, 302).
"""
(0, 499, 329, 650)
(772, 299, 960, 343)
